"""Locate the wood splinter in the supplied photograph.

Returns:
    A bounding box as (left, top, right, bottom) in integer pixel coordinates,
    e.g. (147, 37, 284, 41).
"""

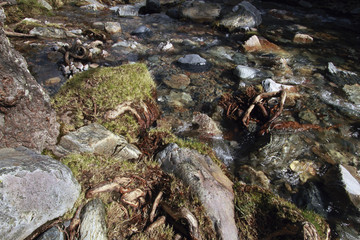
(242, 90, 287, 127)
(150, 191, 163, 223)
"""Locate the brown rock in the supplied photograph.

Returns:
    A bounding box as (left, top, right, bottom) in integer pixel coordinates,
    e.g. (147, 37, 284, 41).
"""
(0, 25, 59, 151)
(293, 33, 313, 44)
(163, 74, 190, 89)
(243, 35, 283, 53)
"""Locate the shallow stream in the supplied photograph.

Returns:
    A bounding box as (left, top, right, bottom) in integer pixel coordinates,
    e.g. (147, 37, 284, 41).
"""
(9, 0, 360, 238)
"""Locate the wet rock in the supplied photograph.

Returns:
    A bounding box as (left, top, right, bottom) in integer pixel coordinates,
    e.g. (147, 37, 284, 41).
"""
(142, 0, 161, 14)
(0, 25, 59, 151)
(243, 35, 282, 53)
(168, 90, 194, 107)
(192, 112, 223, 138)
(117, 5, 139, 17)
(289, 160, 318, 183)
(220, 1, 262, 31)
(323, 164, 360, 213)
(104, 22, 121, 34)
(80, 199, 107, 240)
(81, 0, 107, 11)
(298, 110, 319, 124)
(35, 226, 64, 240)
(343, 84, 360, 105)
(92, 21, 104, 30)
(237, 165, 270, 189)
(0, 147, 80, 240)
(327, 62, 359, 86)
(262, 78, 294, 92)
(157, 41, 174, 51)
(156, 144, 238, 240)
(163, 74, 190, 89)
(54, 123, 141, 160)
(293, 33, 313, 44)
(131, 25, 152, 38)
(44, 76, 61, 86)
(234, 65, 261, 79)
(181, 2, 221, 23)
(293, 181, 328, 217)
(319, 90, 360, 119)
(207, 46, 235, 62)
(176, 54, 211, 72)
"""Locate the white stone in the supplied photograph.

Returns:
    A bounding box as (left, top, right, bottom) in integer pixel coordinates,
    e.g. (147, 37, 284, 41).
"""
(340, 165, 360, 195)
(234, 65, 259, 79)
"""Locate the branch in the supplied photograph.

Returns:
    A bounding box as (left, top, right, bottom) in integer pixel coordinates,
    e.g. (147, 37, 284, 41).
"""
(4, 30, 36, 38)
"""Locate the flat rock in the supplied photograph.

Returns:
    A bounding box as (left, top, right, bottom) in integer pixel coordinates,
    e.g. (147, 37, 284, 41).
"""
(54, 123, 141, 160)
(177, 54, 211, 72)
(80, 199, 107, 240)
(117, 5, 139, 17)
(234, 65, 261, 79)
(163, 74, 190, 89)
(0, 147, 80, 240)
(156, 144, 238, 240)
(293, 33, 313, 44)
(29, 27, 73, 39)
(131, 25, 152, 38)
(181, 2, 221, 23)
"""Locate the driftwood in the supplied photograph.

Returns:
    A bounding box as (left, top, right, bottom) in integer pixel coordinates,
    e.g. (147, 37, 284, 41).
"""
(145, 216, 166, 232)
(242, 90, 286, 127)
(161, 203, 201, 240)
(150, 191, 163, 223)
(4, 30, 36, 38)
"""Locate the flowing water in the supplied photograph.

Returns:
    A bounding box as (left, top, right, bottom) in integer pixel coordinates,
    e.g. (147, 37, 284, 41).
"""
(9, 1, 360, 238)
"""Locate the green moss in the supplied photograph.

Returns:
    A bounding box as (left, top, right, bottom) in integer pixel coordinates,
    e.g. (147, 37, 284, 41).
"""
(234, 183, 329, 239)
(52, 63, 156, 139)
(4, 0, 52, 25)
(130, 224, 175, 240)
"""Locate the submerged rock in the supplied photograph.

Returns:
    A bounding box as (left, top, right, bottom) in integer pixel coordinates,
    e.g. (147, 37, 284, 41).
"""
(163, 74, 190, 89)
(80, 199, 107, 240)
(220, 1, 262, 31)
(0, 147, 80, 240)
(156, 144, 238, 240)
(343, 84, 360, 105)
(0, 24, 59, 151)
(177, 54, 211, 72)
(234, 65, 261, 79)
(327, 62, 359, 86)
(55, 123, 141, 160)
(131, 25, 152, 38)
(237, 165, 270, 189)
(181, 2, 221, 23)
(293, 33, 313, 43)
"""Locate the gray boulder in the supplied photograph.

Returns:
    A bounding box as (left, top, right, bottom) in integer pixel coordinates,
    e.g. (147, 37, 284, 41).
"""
(54, 123, 141, 160)
(0, 24, 59, 152)
(220, 1, 262, 31)
(156, 143, 238, 240)
(80, 199, 107, 240)
(0, 147, 80, 240)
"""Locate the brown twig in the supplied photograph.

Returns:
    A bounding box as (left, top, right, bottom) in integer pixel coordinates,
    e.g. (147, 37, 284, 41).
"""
(161, 203, 201, 240)
(68, 204, 84, 240)
(150, 191, 163, 223)
(145, 216, 166, 232)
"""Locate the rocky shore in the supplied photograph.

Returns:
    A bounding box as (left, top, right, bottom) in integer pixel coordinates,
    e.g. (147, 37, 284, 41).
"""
(1, 0, 360, 239)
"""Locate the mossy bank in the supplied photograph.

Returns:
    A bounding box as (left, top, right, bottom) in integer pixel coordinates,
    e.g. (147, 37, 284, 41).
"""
(52, 63, 158, 141)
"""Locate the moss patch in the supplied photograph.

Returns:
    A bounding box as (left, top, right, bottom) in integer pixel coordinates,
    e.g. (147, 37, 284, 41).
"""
(52, 63, 156, 140)
(4, 0, 52, 25)
(234, 183, 329, 239)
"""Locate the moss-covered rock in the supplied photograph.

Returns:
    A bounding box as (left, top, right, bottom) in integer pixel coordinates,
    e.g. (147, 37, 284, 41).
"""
(52, 63, 159, 141)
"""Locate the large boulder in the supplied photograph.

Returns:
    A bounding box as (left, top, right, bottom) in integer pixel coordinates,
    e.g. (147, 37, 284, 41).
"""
(156, 143, 238, 240)
(0, 17, 59, 152)
(0, 147, 80, 240)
